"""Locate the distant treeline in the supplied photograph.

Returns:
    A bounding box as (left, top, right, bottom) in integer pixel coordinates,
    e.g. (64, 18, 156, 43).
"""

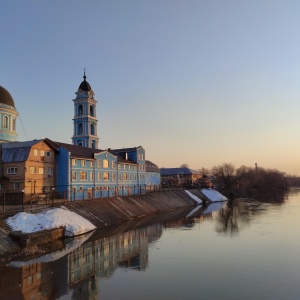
(210, 163, 287, 200)
(286, 176, 300, 187)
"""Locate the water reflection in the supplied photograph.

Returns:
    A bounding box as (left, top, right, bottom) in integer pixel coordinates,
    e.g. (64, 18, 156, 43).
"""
(0, 193, 288, 299)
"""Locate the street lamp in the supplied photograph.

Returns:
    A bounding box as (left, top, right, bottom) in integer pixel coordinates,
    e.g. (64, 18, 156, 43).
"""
(52, 187, 55, 206)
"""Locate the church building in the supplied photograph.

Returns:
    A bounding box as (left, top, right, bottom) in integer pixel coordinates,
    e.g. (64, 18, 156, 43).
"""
(0, 86, 18, 143)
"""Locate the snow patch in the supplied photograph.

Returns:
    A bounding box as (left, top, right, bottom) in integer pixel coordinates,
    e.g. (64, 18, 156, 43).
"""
(6, 207, 96, 237)
(201, 188, 228, 202)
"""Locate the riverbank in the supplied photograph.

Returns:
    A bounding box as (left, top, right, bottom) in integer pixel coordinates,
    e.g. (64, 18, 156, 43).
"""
(0, 189, 228, 262)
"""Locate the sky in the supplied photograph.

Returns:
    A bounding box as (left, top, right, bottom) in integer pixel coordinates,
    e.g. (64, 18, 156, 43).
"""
(1, 0, 300, 175)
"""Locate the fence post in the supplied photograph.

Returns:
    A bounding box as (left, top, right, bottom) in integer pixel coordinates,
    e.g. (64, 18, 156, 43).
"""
(2, 192, 5, 214)
(22, 190, 25, 212)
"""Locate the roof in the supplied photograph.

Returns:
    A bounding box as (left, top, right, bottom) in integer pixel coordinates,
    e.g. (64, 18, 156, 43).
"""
(160, 167, 200, 176)
(112, 146, 144, 152)
(78, 71, 92, 92)
(46, 139, 103, 159)
(145, 160, 160, 173)
(0, 86, 16, 108)
(45, 139, 137, 164)
(1, 140, 42, 162)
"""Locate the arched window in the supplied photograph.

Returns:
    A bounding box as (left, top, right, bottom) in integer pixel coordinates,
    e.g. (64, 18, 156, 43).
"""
(77, 123, 83, 135)
(3, 116, 8, 129)
(90, 105, 94, 117)
(78, 104, 83, 116)
(78, 141, 82, 146)
(12, 119, 16, 131)
(91, 140, 95, 148)
(91, 123, 95, 135)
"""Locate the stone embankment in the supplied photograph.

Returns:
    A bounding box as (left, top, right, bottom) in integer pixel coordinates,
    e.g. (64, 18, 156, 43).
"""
(0, 189, 204, 258)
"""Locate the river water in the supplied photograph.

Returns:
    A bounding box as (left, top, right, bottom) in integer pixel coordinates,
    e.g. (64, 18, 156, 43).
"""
(0, 189, 300, 300)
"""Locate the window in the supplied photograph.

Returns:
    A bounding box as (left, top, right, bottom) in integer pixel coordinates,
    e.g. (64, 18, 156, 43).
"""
(118, 164, 121, 169)
(29, 167, 36, 174)
(78, 104, 83, 116)
(72, 159, 77, 166)
(97, 159, 101, 168)
(98, 172, 101, 181)
(129, 174, 132, 181)
(123, 164, 126, 170)
(91, 123, 95, 135)
(118, 174, 121, 181)
(142, 165, 145, 171)
(34, 149, 38, 156)
(90, 105, 94, 116)
(12, 118, 16, 131)
(81, 160, 85, 167)
(0, 184, 5, 190)
(129, 165, 131, 170)
(72, 172, 77, 180)
(39, 168, 44, 175)
(112, 161, 115, 168)
(45, 151, 51, 157)
(41, 150, 45, 157)
(78, 123, 83, 135)
(7, 167, 17, 174)
(3, 116, 8, 129)
(80, 171, 87, 180)
(123, 173, 128, 181)
(134, 174, 137, 181)
(90, 161, 94, 167)
(103, 172, 109, 181)
(112, 173, 115, 181)
(103, 159, 109, 168)
(48, 168, 53, 176)
(90, 172, 94, 181)
(134, 166, 137, 171)
(12, 182, 20, 189)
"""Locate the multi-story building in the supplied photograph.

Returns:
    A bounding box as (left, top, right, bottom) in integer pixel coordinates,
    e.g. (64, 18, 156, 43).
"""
(0, 139, 56, 194)
(46, 139, 147, 200)
(145, 160, 161, 190)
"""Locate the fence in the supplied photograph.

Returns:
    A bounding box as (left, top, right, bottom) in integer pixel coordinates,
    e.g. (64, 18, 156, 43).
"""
(0, 183, 195, 215)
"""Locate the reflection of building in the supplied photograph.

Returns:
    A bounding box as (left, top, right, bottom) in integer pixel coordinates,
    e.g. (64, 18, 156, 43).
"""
(0, 263, 54, 299)
(66, 223, 163, 298)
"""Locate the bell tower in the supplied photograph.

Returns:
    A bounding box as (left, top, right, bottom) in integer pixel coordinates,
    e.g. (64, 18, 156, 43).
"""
(72, 71, 99, 148)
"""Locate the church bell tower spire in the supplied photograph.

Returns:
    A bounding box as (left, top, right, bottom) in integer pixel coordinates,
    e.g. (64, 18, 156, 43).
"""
(72, 71, 99, 149)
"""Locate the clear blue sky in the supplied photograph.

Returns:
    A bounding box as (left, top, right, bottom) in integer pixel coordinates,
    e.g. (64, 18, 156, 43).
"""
(2, 0, 300, 175)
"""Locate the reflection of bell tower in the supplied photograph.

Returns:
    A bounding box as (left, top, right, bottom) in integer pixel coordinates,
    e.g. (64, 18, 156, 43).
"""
(72, 71, 99, 149)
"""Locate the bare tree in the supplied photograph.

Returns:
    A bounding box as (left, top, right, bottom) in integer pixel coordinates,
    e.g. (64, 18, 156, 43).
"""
(180, 163, 189, 168)
(212, 163, 237, 198)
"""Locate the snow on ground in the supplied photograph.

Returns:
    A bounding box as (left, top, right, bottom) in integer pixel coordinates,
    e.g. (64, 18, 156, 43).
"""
(184, 190, 203, 204)
(6, 207, 96, 237)
(201, 188, 228, 202)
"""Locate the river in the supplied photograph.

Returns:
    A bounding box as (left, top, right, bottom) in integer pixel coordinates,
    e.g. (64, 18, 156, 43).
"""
(0, 189, 299, 299)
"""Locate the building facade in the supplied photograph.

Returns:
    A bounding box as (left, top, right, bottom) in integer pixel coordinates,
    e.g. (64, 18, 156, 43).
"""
(0, 139, 56, 195)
